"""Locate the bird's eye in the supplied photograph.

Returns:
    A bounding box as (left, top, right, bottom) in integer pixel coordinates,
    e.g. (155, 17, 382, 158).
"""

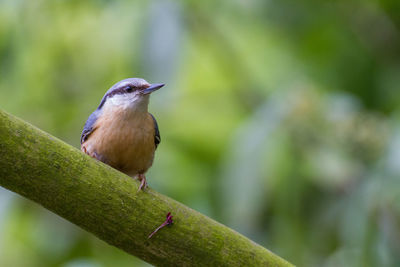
(126, 86, 133, 93)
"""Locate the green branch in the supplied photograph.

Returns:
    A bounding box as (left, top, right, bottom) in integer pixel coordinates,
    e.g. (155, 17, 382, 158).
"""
(0, 109, 292, 267)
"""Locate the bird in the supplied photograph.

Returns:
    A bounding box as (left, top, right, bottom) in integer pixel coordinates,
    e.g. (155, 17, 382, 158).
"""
(80, 78, 164, 191)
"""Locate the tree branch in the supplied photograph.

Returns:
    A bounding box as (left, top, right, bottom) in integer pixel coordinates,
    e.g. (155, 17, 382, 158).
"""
(0, 109, 292, 266)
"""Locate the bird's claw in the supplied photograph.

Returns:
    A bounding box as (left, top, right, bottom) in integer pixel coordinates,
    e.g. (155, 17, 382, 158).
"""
(137, 174, 147, 192)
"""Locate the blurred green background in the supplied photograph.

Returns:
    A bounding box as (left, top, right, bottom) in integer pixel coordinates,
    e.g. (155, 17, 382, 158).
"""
(1, 0, 400, 266)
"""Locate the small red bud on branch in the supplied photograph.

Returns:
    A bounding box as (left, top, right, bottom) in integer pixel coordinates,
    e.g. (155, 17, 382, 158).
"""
(148, 212, 173, 239)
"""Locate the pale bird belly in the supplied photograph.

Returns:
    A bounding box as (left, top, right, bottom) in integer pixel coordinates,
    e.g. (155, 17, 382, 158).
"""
(115, 128, 156, 175)
(82, 113, 156, 176)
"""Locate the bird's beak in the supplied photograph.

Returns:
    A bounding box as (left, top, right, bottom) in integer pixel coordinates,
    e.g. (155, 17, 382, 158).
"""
(141, 83, 165, 95)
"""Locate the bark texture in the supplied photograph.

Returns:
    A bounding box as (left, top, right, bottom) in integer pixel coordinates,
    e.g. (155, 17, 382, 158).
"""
(0, 109, 292, 267)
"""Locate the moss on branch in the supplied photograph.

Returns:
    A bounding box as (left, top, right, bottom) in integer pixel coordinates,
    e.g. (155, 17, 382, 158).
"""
(0, 109, 292, 267)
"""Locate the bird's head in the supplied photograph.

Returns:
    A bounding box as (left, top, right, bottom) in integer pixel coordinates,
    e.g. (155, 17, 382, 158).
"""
(98, 78, 164, 111)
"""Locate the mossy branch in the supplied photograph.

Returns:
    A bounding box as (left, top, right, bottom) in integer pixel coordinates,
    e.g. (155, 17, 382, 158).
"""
(0, 109, 292, 267)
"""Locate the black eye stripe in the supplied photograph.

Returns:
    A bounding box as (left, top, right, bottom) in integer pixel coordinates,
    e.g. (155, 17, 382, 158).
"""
(106, 86, 135, 98)
(97, 83, 147, 109)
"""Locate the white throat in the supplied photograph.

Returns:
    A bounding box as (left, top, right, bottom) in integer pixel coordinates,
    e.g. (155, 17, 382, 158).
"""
(105, 94, 150, 113)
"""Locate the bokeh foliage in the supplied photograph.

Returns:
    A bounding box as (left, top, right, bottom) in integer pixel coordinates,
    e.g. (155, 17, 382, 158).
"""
(1, 0, 400, 266)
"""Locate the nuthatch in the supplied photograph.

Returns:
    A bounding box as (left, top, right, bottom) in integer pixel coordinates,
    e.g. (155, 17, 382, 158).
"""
(80, 78, 164, 191)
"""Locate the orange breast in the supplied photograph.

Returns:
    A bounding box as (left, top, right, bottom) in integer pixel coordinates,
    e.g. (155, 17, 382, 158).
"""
(82, 107, 156, 176)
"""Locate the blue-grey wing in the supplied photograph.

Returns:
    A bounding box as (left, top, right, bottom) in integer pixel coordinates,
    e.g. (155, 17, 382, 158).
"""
(150, 113, 161, 149)
(80, 110, 100, 144)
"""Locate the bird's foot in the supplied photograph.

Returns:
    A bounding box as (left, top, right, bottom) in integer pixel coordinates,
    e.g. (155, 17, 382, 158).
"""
(137, 174, 148, 192)
(82, 146, 99, 160)
(91, 151, 99, 160)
